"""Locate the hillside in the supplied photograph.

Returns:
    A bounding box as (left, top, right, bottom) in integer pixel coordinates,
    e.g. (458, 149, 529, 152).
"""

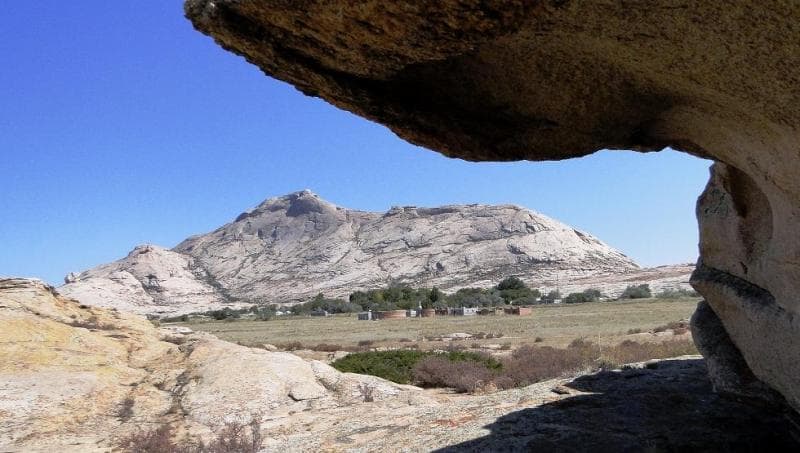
(60, 190, 665, 315)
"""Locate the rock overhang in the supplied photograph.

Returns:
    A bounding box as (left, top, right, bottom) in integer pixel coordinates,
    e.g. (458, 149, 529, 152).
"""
(184, 0, 800, 413)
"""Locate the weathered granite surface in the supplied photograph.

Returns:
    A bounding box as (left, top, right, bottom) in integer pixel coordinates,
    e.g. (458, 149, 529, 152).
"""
(0, 278, 431, 451)
(184, 0, 800, 412)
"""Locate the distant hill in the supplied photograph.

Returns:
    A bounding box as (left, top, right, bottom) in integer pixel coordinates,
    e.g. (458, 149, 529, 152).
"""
(59, 190, 686, 316)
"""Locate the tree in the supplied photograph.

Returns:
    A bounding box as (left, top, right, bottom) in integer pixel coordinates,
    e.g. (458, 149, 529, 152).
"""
(564, 288, 603, 304)
(619, 284, 652, 299)
(583, 288, 602, 300)
(429, 287, 443, 303)
(447, 288, 504, 308)
(497, 276, 527, 291)
(540, 290, 561, 304)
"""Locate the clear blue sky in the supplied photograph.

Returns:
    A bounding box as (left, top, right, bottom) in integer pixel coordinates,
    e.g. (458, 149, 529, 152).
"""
(1, 1, 710, 285)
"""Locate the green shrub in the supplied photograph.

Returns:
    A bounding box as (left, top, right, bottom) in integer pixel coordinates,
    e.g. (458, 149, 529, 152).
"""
(619, 284, 652, 299)
(333, 339, 696, 393)
(497, 276, 526, 290)
(332, 350, 431, 384)
(563, 288, 602, 304)
(331, 350, 500, 385)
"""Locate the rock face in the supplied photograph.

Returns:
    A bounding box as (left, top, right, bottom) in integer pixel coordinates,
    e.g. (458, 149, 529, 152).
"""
(0, 278, 432, 451)
(58, 244, 231, 316)
(184, 1, 800, 412)
(61, 190, 647, 315)
(174, 190, 637, 300)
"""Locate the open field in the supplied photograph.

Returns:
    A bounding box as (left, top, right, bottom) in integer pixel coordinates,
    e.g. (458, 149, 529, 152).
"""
(176, 297, 700, 350)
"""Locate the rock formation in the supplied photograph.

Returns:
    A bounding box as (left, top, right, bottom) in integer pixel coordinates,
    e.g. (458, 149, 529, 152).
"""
(61, 190, 674, 316)
(184, 1, 800, 411)
(173, 190, 638, 301)
(58, 244, 230, 316)
(0, 278, 432, 451)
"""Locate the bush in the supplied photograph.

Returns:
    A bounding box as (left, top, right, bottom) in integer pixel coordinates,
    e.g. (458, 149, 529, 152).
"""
(413, 357, 495, 393)
(275, 341, 304, 351)
(332, 350, 431, 384)
(619, 284, 652, 299)
(119, 425, 181, 453)
(653, 320, 690, 335)
(357, 340, 375, 348)
(311, 343, 343, 352)
(117, 416, 263, 453)
(69, 316, 115, 330)
(358, 383, 375, 402)
(207, 307, 242, 321)
(331, 350, 500, 385)
(334, 338, 697, 393)
(564, 288, 603, 304)
(496, 276, 527, 291)
(500, 344, 595, 387)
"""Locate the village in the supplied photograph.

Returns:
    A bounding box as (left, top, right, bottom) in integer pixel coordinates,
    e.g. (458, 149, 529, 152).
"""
(353, 305, 532, 320)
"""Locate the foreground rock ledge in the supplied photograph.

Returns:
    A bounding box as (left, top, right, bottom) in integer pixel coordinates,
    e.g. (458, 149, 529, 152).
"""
(0, 278, 431, 451)
(185, 1, 800, 412)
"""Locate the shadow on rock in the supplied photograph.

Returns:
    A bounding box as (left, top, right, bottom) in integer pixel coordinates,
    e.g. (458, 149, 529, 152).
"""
(435, 359, 797, 452)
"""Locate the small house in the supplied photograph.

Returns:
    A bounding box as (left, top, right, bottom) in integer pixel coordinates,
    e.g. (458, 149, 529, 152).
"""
(451, 307, 479, 316)
(357, 311, 373, 321)
(504, 306, 533, 316)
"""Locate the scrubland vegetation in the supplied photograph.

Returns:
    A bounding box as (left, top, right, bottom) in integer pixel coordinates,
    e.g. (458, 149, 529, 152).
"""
(119, 417, 263, 453)
(331, 338, 697, 393)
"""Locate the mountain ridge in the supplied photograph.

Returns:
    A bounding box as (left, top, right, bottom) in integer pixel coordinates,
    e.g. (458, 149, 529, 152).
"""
(56, 190, 682, 316)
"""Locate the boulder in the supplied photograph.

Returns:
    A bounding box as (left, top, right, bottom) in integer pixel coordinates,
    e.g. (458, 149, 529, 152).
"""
(185, 0, 800, 412)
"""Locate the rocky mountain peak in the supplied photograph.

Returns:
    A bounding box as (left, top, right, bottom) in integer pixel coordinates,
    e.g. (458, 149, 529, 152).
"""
(59, 191, 650, 315)
(233, 189, 341, 223)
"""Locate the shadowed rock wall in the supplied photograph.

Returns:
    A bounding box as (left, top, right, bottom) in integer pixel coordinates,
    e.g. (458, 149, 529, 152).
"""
(185, 0, 800, 411)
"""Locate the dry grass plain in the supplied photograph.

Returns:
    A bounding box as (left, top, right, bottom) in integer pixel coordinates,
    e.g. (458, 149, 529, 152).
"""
(177, 297, 700, 350)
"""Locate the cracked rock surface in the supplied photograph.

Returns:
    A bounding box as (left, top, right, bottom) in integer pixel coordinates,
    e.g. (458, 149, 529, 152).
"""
(185, 0, 800, 412)
(0, 278, 431, 451)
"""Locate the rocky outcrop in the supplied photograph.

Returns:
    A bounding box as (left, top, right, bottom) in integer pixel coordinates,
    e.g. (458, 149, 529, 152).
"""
(0, 278, 432, 451)
(184, 1, 800, 412)
(58, 244, 232, 316)
(174, 190, 637, 301)
(61, 190, 647, 315)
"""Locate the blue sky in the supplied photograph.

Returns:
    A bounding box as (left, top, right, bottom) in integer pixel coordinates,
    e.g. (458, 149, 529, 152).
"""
(0, 1, 711, 285)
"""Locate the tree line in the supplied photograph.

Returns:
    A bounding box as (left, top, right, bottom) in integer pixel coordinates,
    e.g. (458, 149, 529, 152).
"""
(162, 278, 697, 322)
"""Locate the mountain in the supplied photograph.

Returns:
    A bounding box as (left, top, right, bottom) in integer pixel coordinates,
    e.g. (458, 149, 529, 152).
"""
(59, 190, 645, 315)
